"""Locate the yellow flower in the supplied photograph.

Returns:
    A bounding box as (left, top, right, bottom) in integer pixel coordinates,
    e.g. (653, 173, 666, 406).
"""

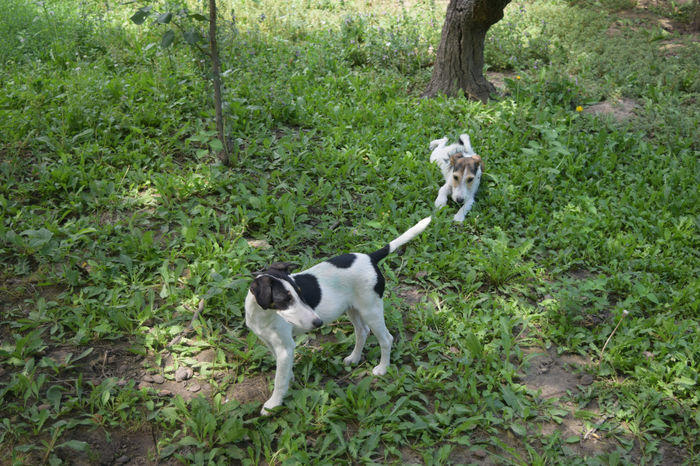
(516, 75, 521, 80)
(576, 105, 583, 112)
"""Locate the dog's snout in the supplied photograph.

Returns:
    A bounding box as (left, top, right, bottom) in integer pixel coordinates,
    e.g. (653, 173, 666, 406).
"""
(312, 318, 323, 328)
(455, 196, 465, 203)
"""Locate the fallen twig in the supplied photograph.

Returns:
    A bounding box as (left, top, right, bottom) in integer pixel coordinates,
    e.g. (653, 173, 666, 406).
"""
(598, 310, 629, 367)
(583, 402, 618, 440)
(100, 350, 109, 378)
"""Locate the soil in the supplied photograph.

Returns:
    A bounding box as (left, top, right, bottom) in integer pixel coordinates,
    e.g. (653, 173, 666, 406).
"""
(0, 336, 220, 465)
(53, 426, 169, 466)
(583, 98, 639, 122)
(485, 70, 516, 93)
(226, 373, 270, 405)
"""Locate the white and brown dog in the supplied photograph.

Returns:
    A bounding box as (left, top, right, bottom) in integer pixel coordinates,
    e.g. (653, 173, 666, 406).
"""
(245, 217, 431, 415)
(429, 134, 484, 222)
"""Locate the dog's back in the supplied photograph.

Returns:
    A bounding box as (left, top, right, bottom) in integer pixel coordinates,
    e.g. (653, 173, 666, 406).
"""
(293, 216, 431, 322)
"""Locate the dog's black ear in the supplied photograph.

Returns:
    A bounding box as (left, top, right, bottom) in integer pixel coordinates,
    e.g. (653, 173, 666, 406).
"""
(250, 275, 273, 309)
(268, 262, 295, 275)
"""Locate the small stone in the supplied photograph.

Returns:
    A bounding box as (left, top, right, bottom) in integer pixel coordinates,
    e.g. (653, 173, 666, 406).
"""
(37, 404, 51, 411)
(195, 349, 217, 364)
(175, 367, 193, 382)
(115, 455, 129, 464)
(143, 374, 165, 384)
(157, 389, 173, 397)
(580, 374, 594, 386)
(247, 239, 271, 249)
(188, 383, 201, 393)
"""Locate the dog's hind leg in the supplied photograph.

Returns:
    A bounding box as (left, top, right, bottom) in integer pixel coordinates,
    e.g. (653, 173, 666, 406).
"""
(343, 308, 370, 366)
(429, 137, 448, 153)
(458, 134, 473, 153)
(359, 303, 394, 376)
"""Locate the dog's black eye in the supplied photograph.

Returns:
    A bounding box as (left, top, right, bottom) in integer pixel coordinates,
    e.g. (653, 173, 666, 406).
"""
(453, 175, 459, 181)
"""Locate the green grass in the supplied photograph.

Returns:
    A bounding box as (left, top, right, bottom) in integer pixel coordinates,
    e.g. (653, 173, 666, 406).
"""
(1, 0, 698, 463)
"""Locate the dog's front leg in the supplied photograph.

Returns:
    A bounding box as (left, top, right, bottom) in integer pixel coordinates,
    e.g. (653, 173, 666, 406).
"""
(261, 343, 295, 415)
(435, 183, 451, 208)
(453, 198, 474, 222)
(454, 176, 480, 222)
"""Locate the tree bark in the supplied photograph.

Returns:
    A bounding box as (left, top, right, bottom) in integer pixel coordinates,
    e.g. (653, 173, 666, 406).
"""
(691, 0, 700, 32)
(423, 0, 511, 102)
(209, 0, 231, 165)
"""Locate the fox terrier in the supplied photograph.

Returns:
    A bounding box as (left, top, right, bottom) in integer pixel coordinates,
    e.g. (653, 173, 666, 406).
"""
(429, 134, 484, 222)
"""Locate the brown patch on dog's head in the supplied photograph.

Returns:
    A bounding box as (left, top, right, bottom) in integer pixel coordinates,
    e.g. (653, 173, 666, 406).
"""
(449, 153, 484, 187)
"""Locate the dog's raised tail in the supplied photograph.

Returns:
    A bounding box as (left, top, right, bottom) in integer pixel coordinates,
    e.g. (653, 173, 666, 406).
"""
(369, 216, 431, 264)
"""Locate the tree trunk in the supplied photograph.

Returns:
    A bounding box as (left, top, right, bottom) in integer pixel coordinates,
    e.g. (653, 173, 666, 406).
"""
(423, 0, 511, 102)
(691, 0, 700, 32)
(209, 0, 231, 165)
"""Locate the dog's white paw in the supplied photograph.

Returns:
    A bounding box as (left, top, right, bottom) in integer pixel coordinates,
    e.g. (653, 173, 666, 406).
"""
(343, 354, 360, 365)
(453, 212, 466, 222)
(435, 196, 447, 208)
(372, 365, 388, 376)
(261, 399, 281, 416)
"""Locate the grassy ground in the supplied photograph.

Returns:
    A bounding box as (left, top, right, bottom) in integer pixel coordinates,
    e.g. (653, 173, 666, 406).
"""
(1, 0, 698, 464)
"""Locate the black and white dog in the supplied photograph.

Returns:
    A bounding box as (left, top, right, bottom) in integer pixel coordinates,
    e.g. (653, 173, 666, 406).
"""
(245, 217, 431, 414)
(430, 134, 484, 222)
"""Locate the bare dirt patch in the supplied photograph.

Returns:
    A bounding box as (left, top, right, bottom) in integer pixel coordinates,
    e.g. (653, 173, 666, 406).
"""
(609, 9, 684, 33)
(1, 338, 230, 464)
(0, 274, 68, 311)
(226, 373, 270, 405)
(520, 345, 592, 399)
(518, 346, 621, 457)
(606, 1, 700, 59)
(486, 71, 517, 93)
(583, 98, 639, 122)
(516, 346, 688, 462)
(396, 284, 428, 306)
(30, 340, 218, 401)
(52, 426, 173, 466)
